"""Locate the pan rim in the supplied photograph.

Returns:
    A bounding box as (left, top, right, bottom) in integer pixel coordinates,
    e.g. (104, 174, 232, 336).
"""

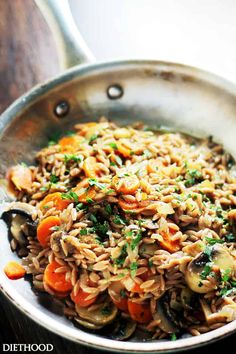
(1, 58, 236, 352)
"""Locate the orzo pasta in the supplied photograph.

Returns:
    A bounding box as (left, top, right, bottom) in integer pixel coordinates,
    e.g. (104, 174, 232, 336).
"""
(2, 118, 236, 341)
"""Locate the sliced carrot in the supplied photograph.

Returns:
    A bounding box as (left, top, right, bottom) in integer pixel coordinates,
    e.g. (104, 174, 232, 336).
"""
(83, 156, 100, 178)
(40, 192, 71, 212)
(159, 228, 181, 253)
(71, 288, 97, 307)
(127, 300, 152, 324)
(131, 282, 143, 293)
(44, 260, 72, 293)
(37, 216, 61, 247)
(59, 135, 83, 152)
(4, 261, 26, 280)
(7, 165, 32, 191)
(112, 297, 128, 312)
(116, 142, 132, 158)
(112, 175, 140, 195)
(73, 179, 96, 203)
(118, 197, 149, 213)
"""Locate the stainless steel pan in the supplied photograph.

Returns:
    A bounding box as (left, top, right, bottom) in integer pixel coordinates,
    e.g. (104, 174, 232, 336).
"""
(1, 0, 236, 352)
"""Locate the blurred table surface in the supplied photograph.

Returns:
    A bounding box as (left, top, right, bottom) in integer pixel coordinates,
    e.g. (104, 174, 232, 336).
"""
(0, 1, 236, 353)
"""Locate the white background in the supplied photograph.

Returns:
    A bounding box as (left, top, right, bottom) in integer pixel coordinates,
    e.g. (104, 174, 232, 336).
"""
(69, 0, 236, 83)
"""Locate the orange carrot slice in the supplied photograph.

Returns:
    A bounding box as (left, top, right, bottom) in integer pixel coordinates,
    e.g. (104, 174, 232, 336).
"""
(127, 300, 152, 324)
(83, 156, 100, 178)
(40, 192, 71, 211)
(159, 228, 181, 253)
(59, 135, 82, 152)
(4, 261, 26, 280)
(112, 175, 140, 195)
(116, 142, 132, 158)
(37, 216, 61, 247)
(73, 179, 96, 203)
(71, 288, 97, 307)
(44, 260, 72, 293)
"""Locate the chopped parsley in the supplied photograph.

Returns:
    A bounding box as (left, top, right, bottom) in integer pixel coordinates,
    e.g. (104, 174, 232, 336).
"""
(170, 333, 177, 341)
(95, 221, 109, 238)
(50, 174, 59, 184)
(221, 268, 232, 283)
(130, 262, 138, 278)
(205, 237, 224, 245)
(88, 178, 106, 190)
(89, 134, 98, 144)
(61, 191, 78, 203)
(200, 264, 212, 280)
(86, 197, 94, 203)
(90, 214, 98, 223)
(148, 259, 153, 268)
(51, 226, 60, 231)
(76, 202, 87, 211)
(64, 154, 82, 163)
(80, 229, 88, 235)
(219, 286, 236, 297)
(203, 245, 213, 260)
(110, 161, 116, 167)
(104, 204, 113, 215)
(113, 215, 127, 225)
(225, 233, 235, 242)
(114, 244, 127, 267)
(130, 231, 142, 250)
(184, 169, 202, 187)
(109, 142, 118, 150)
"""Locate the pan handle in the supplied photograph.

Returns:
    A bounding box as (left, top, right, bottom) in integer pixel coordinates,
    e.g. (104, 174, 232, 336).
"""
(35, 0, 95, 69)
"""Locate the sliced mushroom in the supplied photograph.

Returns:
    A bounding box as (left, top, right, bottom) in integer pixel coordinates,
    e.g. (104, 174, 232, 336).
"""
(10, 214, 28, 245)
(152, 294, 180, 333)
(2, 201, 35, 218)
(139, 243, 159, 257)
(74, 317, 104, 330)
(75, 298, 118, 327)
(185, 244, 234, 293)
(180, 288, 196, 310)
(110, 317, 136, 341)
(200, 299, 236, 325)
(1, 202, 37, 245)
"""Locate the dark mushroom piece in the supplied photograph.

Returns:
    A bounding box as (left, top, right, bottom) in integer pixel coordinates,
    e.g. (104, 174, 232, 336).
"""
(109, 316, 136, 341)
(1, 202, 37, 245)
(180, 288, 196, 310)
(152, 294, 180, 334)
(185, 244, 234, 293)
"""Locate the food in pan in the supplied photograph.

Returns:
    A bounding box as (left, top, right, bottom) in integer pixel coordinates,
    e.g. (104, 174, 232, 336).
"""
(2, 118, 236, 341)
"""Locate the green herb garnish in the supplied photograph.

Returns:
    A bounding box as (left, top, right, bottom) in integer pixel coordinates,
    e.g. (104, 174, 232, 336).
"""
(109, 142, 118, 150)
(89, 134, 98, 144)
(61, 191, 78, 203)
(88, 178, 106, 190)
(50, 174, 59, 184)
(130, 231, 142, 250)
(113, 215, 126, 225)
(205, 237, 224, 245)
(130, 262, 138, 278)
(64, 154, 82, 163)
